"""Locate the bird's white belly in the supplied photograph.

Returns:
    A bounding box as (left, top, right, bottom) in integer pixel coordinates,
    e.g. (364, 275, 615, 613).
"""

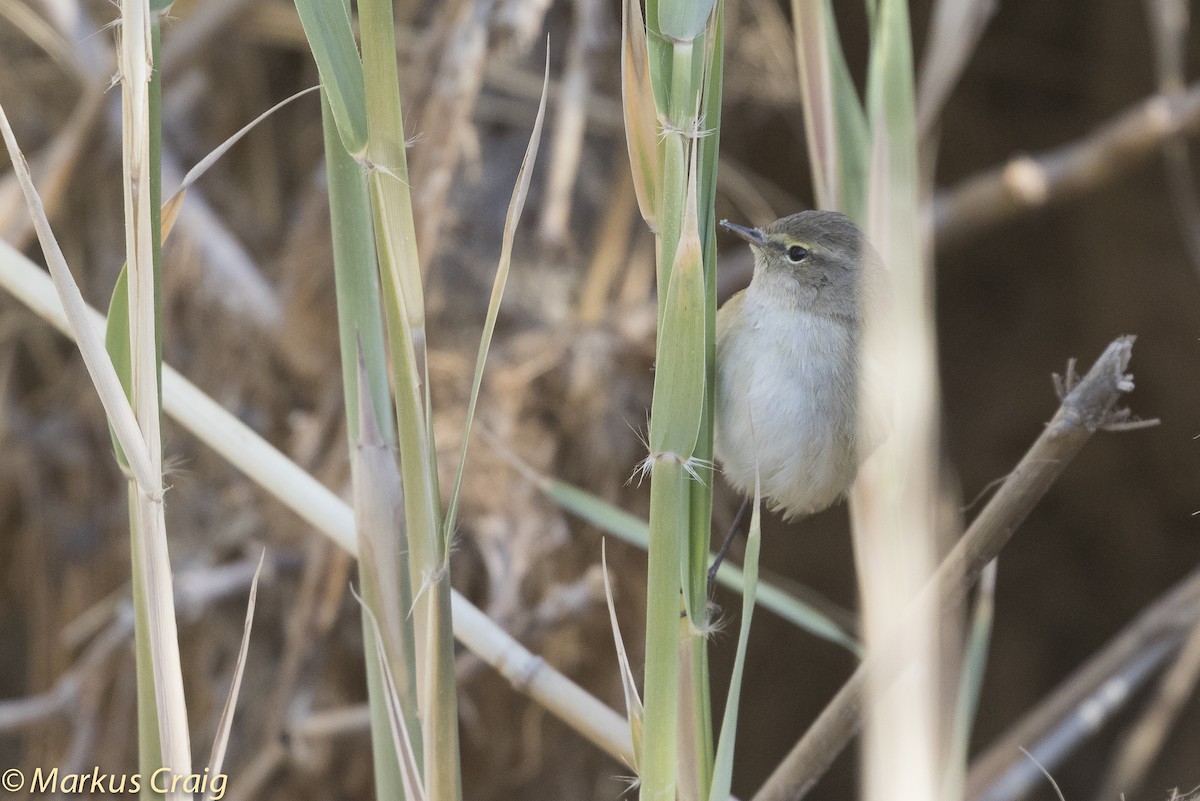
(714, 311, 858, 518)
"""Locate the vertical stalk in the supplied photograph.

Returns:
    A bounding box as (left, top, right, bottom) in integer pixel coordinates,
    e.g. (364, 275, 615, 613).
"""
(633, 2, 723, 798)
(358, 0, 461, 792)
(322, 87, 421, 798)
(120, 0, 192, 795)
(641, 460, 687, 801)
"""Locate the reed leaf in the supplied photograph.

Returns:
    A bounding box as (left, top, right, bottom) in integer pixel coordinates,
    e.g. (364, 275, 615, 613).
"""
(603, 542, 644, 770)
(708, 484, 762, 801)
(526, 471, 860, 652)
(648, 152, 706, 462)
(206, 552, 265, 798)
(357, 588, 428, 801)
(293, 0, 367, 154)
(622, 0, 662, 229)
(161, 86, 320, 238)
(942, 559, 996, 801)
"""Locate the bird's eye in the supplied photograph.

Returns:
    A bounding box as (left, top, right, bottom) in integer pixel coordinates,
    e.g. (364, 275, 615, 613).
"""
(786, 245, 809, 263)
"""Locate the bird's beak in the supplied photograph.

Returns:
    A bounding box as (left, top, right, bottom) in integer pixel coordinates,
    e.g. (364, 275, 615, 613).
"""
(719, 219, 768, 247)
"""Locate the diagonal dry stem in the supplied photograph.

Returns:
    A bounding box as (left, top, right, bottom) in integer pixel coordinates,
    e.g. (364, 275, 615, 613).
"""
(752, 337, 1154, 801)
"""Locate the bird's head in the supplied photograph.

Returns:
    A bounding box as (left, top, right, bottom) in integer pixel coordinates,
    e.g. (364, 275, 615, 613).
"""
(720, 210, 875, 319)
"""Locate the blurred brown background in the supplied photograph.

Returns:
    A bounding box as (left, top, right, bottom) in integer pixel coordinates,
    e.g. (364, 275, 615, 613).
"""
(2, 1, 1199, 800)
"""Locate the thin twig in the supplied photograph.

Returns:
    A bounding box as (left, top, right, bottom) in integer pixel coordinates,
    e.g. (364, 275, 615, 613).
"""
(933, 82, 1200, 246)
(751, 337, 1153, 801)
(966, 566, 1200, 801)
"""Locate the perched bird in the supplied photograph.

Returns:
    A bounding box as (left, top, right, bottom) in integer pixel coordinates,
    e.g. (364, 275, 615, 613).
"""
(714, 210, 877, 521)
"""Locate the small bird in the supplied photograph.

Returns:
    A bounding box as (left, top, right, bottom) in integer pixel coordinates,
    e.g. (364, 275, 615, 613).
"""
(714, 211, 876, 522)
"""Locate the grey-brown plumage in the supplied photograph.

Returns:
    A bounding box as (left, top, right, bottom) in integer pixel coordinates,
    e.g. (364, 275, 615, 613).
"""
(714, 211, 876, 519)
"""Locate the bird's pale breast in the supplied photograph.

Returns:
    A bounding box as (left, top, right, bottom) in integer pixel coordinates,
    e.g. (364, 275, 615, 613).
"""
(714, 291, 859, 518)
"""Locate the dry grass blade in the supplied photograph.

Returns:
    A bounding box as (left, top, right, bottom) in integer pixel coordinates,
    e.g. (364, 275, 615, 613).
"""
(161, 85, 321, 239)
(0, 102, 157, 495)
(206, 551, 266, 797)
(1019, 749, 1067, 801)
(602, 541, 644, 771)
(355, 587, 427, 801)
(444, 51, 550, 542)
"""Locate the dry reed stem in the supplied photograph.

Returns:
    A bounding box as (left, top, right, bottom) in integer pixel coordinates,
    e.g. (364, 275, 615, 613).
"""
(1091, 618, 1200, 801)
(752, 336, 1152, 801)
(0, 240, 634, 766)
(966, 566, 1200, 801)
(933, 82, 1200, 246)
(0, 105, 157, 496)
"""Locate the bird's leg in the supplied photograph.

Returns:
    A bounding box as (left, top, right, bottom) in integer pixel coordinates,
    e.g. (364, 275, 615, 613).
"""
(707, 498, 750, 602)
